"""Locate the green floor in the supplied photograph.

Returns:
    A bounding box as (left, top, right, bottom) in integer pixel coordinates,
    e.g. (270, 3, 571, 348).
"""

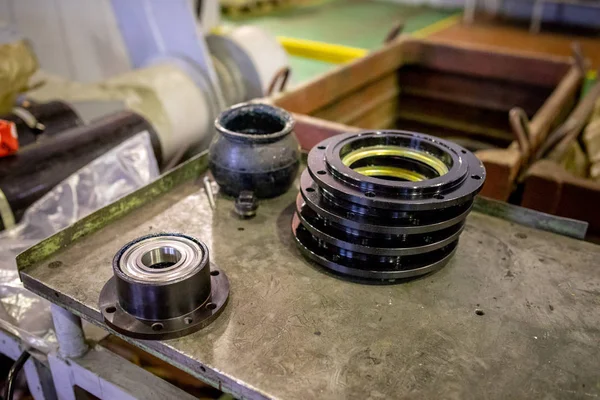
(224, 0, 458, 84)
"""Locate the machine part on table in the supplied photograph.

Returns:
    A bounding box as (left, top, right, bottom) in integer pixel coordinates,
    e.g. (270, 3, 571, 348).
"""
(235, 191, 258, 219)
(203, 176, 216, 210)
(292, 130, 486, 282)
(209, 102, 300, 198)
(0, 100, 82, 148)
(0, 111, 160, 229)
(99, 233, 229, 340)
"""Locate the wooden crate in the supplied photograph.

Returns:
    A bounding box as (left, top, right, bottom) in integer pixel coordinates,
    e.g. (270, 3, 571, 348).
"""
(522, 160, 600, 238)
(271, 37, 584, 201)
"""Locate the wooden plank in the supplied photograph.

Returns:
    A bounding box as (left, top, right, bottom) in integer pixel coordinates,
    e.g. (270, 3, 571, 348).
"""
(401, 38, 572, 87)
(313, 72, 399, 124)
(397, 66, 552, 115)
(476, 64, 582, 201)
(396, 94, 514, 143)
(293, 114, 359, 151)
(522, 159, 600, 237)
(528, 65, 583, 151)
(349, 97, 398, 130)
(476, 147, 522, 201)
(395, 118, 508, 149)
(272, 36, 410, 114)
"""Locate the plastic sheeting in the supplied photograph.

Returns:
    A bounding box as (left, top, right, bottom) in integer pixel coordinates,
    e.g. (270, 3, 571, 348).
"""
(0, 132, 159, 353)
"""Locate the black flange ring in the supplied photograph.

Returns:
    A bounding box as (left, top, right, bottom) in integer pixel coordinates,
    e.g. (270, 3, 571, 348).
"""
(292, 130, 485, 282)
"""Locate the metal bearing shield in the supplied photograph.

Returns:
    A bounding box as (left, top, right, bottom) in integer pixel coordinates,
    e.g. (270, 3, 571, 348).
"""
(99, 233, 229, 340)
(293, 130, 486, 282)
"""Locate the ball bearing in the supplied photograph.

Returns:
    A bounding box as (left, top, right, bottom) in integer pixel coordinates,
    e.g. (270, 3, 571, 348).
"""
(99, 233, 229, 339)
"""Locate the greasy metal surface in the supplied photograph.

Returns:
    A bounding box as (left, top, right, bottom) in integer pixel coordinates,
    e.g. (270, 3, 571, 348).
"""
(19, 174, 600, 399)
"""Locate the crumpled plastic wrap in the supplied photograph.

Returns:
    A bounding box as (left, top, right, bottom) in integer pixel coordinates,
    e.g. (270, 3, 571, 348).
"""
(0, 132, 159, 353)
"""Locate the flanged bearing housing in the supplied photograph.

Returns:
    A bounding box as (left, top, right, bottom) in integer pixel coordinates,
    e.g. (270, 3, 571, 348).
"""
(99, 233, 229, 339)
(292, 130, 486, 282)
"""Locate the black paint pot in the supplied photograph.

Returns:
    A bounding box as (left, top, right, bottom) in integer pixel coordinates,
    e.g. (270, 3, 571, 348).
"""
(209, 102, 300, 198)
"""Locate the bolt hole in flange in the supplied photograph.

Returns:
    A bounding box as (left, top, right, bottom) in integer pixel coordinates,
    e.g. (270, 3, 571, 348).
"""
(293, 130, 485, 282)
(99, 233, 230, 340)
(152, 323, 164, 331)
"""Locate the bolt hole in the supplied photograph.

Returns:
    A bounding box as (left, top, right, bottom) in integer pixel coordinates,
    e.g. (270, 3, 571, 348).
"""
(461, 149, 467, 154)
(237, 227, 245, 231)
(152, 323, 164, 331)
(200, 366, 206, 372)
(365, 191, 376, 198)
(317, 146, 326, 150)
(306, 187, 315, 193)
(317, 170, 326, 175)
(105, 306, 116, 314)
(210, 270, 220, 276)
(433, 194, 444, 199)
(206, 303, 217, 310)
(475, 309, 485, 316)
(184, 317, 193, 325)
(471, 174, 481, 180)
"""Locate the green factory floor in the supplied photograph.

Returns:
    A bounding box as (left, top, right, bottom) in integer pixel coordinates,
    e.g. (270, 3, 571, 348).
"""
(224, 0, 458, 84)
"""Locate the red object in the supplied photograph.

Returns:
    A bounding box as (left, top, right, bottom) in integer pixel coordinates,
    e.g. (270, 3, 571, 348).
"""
(0, 120, 19, 157)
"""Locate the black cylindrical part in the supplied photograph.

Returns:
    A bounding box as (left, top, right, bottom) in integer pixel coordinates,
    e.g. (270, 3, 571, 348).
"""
(209, 102, 300, 198)
(113, 234, 212, 320)
(0, 100, 82, 147)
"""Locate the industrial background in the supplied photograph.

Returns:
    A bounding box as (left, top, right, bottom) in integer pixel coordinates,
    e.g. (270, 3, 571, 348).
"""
(0, 0, 599, 399)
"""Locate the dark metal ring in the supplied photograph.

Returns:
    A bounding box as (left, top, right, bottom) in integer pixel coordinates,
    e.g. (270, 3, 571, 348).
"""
(292, 130, 485, 282)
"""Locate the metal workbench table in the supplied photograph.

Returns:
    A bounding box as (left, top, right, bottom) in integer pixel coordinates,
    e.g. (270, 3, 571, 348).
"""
(17, 156, 600, 399)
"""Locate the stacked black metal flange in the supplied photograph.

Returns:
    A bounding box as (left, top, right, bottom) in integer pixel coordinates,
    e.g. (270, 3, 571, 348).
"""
(292, 130, 486, 282)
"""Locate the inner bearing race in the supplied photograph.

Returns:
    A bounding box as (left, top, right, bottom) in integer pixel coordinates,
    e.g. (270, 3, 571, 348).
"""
(141, 246, 182, 269)
(119, 236, 204, 282)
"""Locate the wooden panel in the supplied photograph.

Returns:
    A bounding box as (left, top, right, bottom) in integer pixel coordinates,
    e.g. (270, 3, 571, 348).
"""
(349, 97, 398, 130)
(293, 114, 359, 151)
(395, 118, 510, 149)
(476, 147, 522, 201)
(522, 160, 600, 237)
(397, 66, 552, 116)
(430, 21, 600, 70)
(396, 94, 514, 143)
(313, 72, 399, 125)
(401, 38, 572, 87)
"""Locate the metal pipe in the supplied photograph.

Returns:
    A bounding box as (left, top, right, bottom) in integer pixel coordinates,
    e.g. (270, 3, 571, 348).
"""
(51, 305, 88, 359)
